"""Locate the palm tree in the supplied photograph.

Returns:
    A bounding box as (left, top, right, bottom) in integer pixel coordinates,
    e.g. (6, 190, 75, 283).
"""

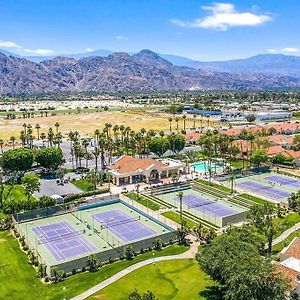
(92, 147, 100, 170)
(82, 139, 90, 168)
(168, 117, 173, 133)
(47, 128, 54, 147)
(206, 116, 210, 129)
(177, 191, 184, 228)
(0, 140, 3, 154)
(193, 114, 196, 129)
(40, 132, 46, 147)
(22, 123, 27, 135)
(175, 117, 180, 132)
(35, 124, 41, 140)
(182, 115, 187, 131)
(54, 122, 60, 134)
(200, 116, 203, 133)
(10, 136, 16, 149)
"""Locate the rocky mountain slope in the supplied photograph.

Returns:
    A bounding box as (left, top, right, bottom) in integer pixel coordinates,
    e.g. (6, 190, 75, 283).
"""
(1, 49, 300, 94)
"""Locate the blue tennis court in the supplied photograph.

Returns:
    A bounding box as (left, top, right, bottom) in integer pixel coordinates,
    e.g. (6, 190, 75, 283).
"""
(265, 175, 300, 188)
(237, 181, 290, 200)
(175, 194, 237, 217)
(92, 209, 156, 242)
(32, 221, 97, 261)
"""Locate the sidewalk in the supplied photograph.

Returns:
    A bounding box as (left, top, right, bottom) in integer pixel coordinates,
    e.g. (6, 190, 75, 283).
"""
(71, 236, 199, 300)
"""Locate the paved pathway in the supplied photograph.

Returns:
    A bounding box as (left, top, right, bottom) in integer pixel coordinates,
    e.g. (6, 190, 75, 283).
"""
(272, 221, 300, 246)
(71, 236, 199, 300)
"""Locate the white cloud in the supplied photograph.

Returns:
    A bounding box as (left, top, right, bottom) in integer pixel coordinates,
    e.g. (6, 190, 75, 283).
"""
(116, 35, 128, 40)
(282, 47, 299, 53)
(85, 48, 94, 52)
(170, 2, 272, 31)
(0, 40, 21, 48)
(267, 49, 278, 54)
(23, 48, 54, 55)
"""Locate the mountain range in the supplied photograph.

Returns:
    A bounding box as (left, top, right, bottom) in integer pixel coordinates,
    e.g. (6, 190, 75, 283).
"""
(1, 49, 300, 94)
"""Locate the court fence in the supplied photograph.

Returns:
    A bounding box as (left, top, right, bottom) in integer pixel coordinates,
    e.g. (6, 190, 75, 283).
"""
(12, 194, 178, 277)
(52, 231, 177, 276)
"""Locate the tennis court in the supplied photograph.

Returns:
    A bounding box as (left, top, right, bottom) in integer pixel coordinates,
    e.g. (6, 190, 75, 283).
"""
(32, 221, 96, 261)
(154, 188, 247, 227)
(16, 198, 176, 276)
(236, 181, 290, 201)
(176, 194, 237, 218)
(232, 171, 300, 203)
(92, 210, 155, 242)
(77, 201, 169, 244)
(265, 175, 300, 188)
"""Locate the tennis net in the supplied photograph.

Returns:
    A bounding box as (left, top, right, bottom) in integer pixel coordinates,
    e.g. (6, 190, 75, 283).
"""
(99, 216, 141, 229)
(37, 229, 85, 245)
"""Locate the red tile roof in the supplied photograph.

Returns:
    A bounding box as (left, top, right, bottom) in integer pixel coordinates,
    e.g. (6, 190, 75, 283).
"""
(184, 132, 202, 143)
(284, 238, 300, 260)
(267, 145, 286, 156)
(109, 155, 168, 174)
(268, 135, 294, 146)
(273, 263, 298, 290)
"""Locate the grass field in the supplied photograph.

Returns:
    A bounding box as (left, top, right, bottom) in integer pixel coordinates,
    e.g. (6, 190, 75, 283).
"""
(0, 230, 188, 300)
(0, 110, 171, 140)
(125, 192, 161, 211)
(238, 193, 270, 206)
(0, 109, 215, 141)
(274, 213, 300, 238)
(162, 211, 199, 228)
(72, 178, 94, 191)
(197, 179, 232, 194)
(88, 259, 220, 300)
(273, 228, 300, 253)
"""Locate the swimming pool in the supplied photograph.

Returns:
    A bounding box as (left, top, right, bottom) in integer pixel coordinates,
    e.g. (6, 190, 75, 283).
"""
(190, 161, 223, 173)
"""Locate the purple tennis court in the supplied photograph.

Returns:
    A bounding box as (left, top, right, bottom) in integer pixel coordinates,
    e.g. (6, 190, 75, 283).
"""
(237, 181, 290, 200)
(32, 221, 97, 261)
(265, 175, 300, 188)
(92, 209, 156, 242)
(174, 194, 237, 217)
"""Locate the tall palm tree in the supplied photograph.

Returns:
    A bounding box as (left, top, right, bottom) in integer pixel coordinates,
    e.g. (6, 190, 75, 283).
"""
(177, 191, 184, 229)
(35, 124, 41, 140)
(92, 147, 100, 170)
(22, 123, 27, 135)
(168, 117, 173, 133)
(10, 136, 16, 149)
(193, 114, 196, 129)
(0, 140, 3, 153)
(47, 128, 54, 147)
(40, 132, 46, 147)
(54, 122, 60, 134)
(200, 116, 203, 133)
(206, 116, 210, 129)
(175, 117, 180, 132)
(182, 115, 187, 131)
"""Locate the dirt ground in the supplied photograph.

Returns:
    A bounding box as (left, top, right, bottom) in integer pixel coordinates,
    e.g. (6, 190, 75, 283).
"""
(0, 110, 214, 141)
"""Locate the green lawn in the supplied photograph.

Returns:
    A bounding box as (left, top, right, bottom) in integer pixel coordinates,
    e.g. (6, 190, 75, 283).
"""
(125, 192, 161, 211)
(162, 211, 198, 228)
(3, 184, 36, 202)
(273, 228, 300, 253)
(197, 179, 231, 194)
(230, 160, 245, 169)
(274, 213, 300, 238)
(89, 259, 220, 300)
(72, 178, 94, 191)
(238, 193, 270, 206)
(0, 230, 188, 300)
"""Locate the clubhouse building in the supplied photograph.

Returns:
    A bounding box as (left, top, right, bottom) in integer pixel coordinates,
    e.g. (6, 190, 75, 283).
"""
(108, 155, 185, 186)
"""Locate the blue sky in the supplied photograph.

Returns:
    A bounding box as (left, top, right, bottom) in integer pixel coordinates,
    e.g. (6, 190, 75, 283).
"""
(0, 0, 299, 60)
